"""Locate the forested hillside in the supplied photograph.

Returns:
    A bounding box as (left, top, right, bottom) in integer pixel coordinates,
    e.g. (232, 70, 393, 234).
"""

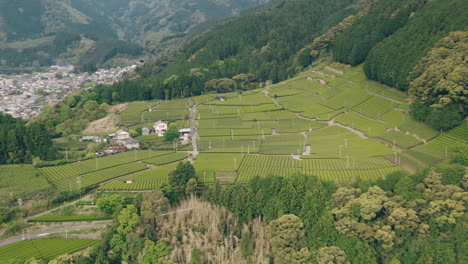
(91, 0, 360, 103)
(0, 113, 56, 164)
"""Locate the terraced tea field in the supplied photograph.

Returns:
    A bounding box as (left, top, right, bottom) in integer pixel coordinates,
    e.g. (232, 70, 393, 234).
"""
(0, 165, 51, 197)
(416, 125, 468, 157)
(237, 155, 401, 183)
(194, 153, 244, 183)
(98, 163, 177, 191)
(0, 239, 99, 262)
(3, 62, 464, 199)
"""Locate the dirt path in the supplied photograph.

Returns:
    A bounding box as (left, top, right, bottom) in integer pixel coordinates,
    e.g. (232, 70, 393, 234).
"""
(327, 115, 369, 139)
(27, 194, 92, 220)
(365, 90, 404, 104)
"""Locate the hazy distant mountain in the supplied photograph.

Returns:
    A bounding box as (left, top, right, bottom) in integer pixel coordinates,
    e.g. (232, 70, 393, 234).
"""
(0, 0, 270, 42)
(0, 0, 270, 73)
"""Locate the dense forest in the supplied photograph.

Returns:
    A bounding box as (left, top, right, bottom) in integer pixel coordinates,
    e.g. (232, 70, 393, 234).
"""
(0, 113, 57, 164)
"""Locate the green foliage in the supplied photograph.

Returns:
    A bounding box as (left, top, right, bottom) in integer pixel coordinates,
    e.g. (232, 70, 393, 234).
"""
(164, 129, 180, 142)
(334, 0, 423, 66)
(206, 174, 336, 249)
(97, 195, 124, 215)
(167, 161, 197, 201)
(239, 231, 254, 260)
(409, 31, 467, 110)
(451, 144, 468, 166)
(117, 205, 140, 235)
(268, 214, 310, 264)
(0, 114, 56, 164)
(138, 240, 173, 264)
(363, 0, 467, 90)
(436, 164, 465, 187)
(191, 248, 202, 264)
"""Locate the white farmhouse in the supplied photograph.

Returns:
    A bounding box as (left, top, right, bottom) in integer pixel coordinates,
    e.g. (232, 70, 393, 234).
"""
(115, 130, 130, 140)
(153, 120, 168, 136)
(179, 128, 192, 143)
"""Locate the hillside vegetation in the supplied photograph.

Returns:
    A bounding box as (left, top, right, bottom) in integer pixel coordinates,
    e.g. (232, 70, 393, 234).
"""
(98, 0, 466, 130)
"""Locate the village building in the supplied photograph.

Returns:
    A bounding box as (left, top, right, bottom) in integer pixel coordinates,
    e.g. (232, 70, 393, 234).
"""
(153, 120, 168, 136)
(79, 136, 104, 143)
(104, 146, 126, 155)
(122, 138, 140, 149)
(179, 128, 192, 144)
(115, 130, 130, 140)
(142, 127, 150, 136)
(216, 95, 226, 101)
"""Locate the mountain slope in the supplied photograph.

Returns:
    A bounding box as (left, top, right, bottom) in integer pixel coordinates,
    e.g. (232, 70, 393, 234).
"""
(0, 0, 271, 73)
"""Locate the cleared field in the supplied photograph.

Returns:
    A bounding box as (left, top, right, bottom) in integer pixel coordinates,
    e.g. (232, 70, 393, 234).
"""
(0, 165, 50, 196)
(52, 162, 148, 191)
(29, 215, 112, 222)
(335, 112, 388, 137)
(237, 155, 401, 183)
(0, 238, 99, 262)
(305, 126, 393, 158)
(40, 150, 170, 180)
(194, 153, 244, 183)
(98, 163, 177, 191)
(416, 125, 468, 157)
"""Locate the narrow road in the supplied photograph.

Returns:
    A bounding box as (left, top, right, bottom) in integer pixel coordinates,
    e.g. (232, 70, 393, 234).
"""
(188, 101, 199, 160)
(0, 222, 110, 247)
(0, 207, 199, 247)
(365, 89, 404, 104)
